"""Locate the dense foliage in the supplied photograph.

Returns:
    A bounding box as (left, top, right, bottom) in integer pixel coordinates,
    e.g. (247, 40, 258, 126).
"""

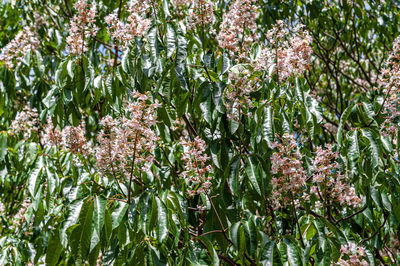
(1, 0, 400, 264)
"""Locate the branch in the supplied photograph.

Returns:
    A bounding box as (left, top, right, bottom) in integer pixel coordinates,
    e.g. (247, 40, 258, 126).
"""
(362, 212, 389, 244)
(113, 0, 124, 67)
(335, 205, 367, 224)
(64, 0, 73, 17)
(367, 81, 395, 127)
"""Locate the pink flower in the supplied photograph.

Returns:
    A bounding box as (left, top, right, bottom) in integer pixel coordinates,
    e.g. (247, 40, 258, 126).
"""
(9, 106, 39, 140)
(187, 0, 215, 30)
(95, 92, 159, 182)
(224, 69, 259, 120)
(0, 26, 40, 68)
(105, 0, 151, 49)
(255, 21, 312, 81)
(217, 0, 258, 59)
(180, 136, 213, 194)
(66, 0, 98, 55)
(270, 134, 306, 209)
(337, 243, 368, 265)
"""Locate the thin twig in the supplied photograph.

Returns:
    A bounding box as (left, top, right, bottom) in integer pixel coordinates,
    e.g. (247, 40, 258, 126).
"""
(113, 0, 124, 67)
(335, 205, 367, 224)
(362, 212, 389, 243)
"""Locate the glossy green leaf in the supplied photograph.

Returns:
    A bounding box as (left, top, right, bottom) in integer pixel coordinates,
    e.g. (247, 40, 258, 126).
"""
(46, 230, 62, 266)
(155, 197, 168, 243)
(337, 104, 354, 146)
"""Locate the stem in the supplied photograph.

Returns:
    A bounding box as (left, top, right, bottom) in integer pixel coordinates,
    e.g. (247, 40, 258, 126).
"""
(106, 133, 127, 197)
(367, 81, 394, 127)
(362, 212, 389, 243)
(128, 129, 141, 203)
(292, 197, 305, 248)
(113, 0, 124, 67)
(335, 205, 367, 224)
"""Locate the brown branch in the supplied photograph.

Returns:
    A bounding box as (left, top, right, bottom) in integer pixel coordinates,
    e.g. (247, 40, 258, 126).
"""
(332, 27, 373, 88)
(298, 206, 324, 219)
(93, 37, 113, 49)
(292, 199, 305, 248)
(113, 0, 124, 67)
(43, 4, 62, 32)
(335, 205, 367, 224)
(362, 212, 389, 243)
(128, 129, 141, 203)
(64, 0, 73, 17)
(106, 197, 128, 203)
(367, 81, 394, 127)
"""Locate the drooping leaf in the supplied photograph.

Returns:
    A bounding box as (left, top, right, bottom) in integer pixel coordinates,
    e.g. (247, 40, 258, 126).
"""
(155, 197, 168, 243)
(337, 104, 354, 146)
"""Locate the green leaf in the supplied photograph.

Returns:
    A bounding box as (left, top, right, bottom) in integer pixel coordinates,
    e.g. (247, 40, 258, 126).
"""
(200, 93, 212, 125)
(243, 219, 258, 256)
(166, 24, 177, 58)
(112, 201, 129, 229)
(198, 236, 220, 265)
(210, 141, 220, 168)
(28, 156, 44, 197)
(245, 156, 262, 196)
(67, 59, 75, 79)
(93, 196, 106, 234)
(46, 166, 57, 195)
(176, 32, 187, 64)
(62, 200, 84, 246)
(361, 129, 380, 168)
(162, 0, 171, 19)
(337, 104, 354, 146)
(0, 133, 7, 161)
(220, 53, 230, 76)
(230, 222, 241, 249)
(148, 26, 161, 62)
(63, 89, 73, 103)
(71, 201, 94, 259)
(263, 105, 274, 147)
(121, 47, 130, 73)
(283, 237, 302, 266)
(227, 156, 240, 195)
(46, 230, 62, 266)
(348, 130, 360, 164)
(36, 50, 45, 76)
(260, 236, 275, 265)
(155, 197, 168, 243)
(55, 60, 68, 87)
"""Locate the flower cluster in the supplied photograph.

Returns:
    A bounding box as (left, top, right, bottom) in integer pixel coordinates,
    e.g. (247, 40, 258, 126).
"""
(255, 21, 313, 81)
(337, 243, 368, 266)
(105, 0, 151, 49)
(172, 0, 190, 17)
(41, 120, 63, 147)
(66, 0, 98, 55)
(180, 136, 212, 196)
(310, 145, 361, 208)
(62, 123, 91, 156)
(379, 37, 400, 138)
(270, 134, 306, 209)
(41, 120, 90, 156)
(0, 26, 40, 69)
(9, 200, 31, 231)
(9, 107, 39, 140)
(95, 92, 159, 182)
(224, 68, 258, 120)
(187, 0, 215, 30)
(217, 0, 258, 59)
(33, 12, 49, 28)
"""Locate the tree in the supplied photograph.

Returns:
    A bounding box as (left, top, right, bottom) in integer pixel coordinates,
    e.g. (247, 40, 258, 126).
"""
(0, 0, 400, 264)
